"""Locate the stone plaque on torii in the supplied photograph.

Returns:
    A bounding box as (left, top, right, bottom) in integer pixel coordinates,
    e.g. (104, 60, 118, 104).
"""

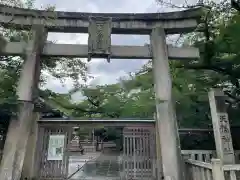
(0, 4, 202, 180)
(88, 16, 112, 62)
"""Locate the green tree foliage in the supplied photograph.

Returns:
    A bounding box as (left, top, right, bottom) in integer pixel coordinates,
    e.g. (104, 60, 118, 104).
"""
(179, 1, 240, 125)
(0, 0, 88, 120)
(48, 1, 240, 129)
(1, 0, 240, 131)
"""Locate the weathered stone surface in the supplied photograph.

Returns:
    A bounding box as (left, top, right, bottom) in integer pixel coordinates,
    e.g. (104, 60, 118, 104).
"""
(88, 17, 111, 62)
(151, 27, 184, 180)
(17, 26, 47, 101)
(0, 4, 202, 20)
(21, 112, 40, 179)
(2, 42, 200, 60)
(0, 4, 202, 34)
(209, 89, 235, 164)
(0, 26, 47, 180)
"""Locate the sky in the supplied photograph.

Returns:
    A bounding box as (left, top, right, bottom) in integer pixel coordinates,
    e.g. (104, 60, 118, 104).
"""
(32, 0, 199, 97)
(34, 0, 158, 94)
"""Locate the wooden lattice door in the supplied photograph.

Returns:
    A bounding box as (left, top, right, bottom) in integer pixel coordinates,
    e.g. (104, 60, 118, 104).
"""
(122, 126, 155, 180)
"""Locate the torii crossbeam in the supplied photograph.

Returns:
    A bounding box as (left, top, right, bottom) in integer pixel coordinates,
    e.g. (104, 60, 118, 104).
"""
(0, 4, 202, 180)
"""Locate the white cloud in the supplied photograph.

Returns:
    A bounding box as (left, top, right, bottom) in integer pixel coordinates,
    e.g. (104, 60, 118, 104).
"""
(47, 33, 88, 44)
(33, 0, 167, 94)
(89, 69, 129, 86)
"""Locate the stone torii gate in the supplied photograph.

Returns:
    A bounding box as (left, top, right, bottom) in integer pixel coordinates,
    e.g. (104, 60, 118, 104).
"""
(0, 4, 202, 180)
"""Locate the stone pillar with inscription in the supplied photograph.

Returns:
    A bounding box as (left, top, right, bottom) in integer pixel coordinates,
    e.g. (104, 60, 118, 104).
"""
(208, 89, 235, 164)
(88, 17, 112, 62)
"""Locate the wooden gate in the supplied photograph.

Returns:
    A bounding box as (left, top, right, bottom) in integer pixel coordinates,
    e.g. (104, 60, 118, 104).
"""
(36, 126, 71, 180)
(36, 120, 156, 180)
(122, 126, 156, 180)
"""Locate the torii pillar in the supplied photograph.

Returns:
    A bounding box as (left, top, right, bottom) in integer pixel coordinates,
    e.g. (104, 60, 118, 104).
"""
(0, 25, 47, 180)
(151, 27, 184, 180)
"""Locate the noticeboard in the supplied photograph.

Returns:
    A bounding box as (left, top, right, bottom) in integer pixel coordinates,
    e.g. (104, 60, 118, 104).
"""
(47, 135, 65, 161)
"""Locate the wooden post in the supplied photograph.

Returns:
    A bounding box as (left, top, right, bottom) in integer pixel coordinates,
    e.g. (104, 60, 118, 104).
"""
(208, 89, 235, 164)
(0, 25, 47, 180)
(150, 27, 184, 180)
(34, 123, 45, 178)
(212, 159, 225, 180)
(154, 114, 163, 179)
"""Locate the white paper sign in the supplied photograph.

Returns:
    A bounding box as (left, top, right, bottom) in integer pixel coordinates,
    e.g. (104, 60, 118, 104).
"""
(47, 135, 65, 161)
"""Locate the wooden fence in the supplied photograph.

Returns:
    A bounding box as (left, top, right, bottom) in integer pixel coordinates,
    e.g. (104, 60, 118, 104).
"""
(185, 159, 240, 180)
(182, 150, 240, 163)
(36, 127, 70, 179)
(0, 149, 240, 179)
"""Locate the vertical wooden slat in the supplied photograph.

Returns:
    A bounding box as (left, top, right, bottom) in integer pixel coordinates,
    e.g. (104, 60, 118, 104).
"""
(193, 166, 197, 180)
(186, 164, 193, 180)
(145, 130, 148, 171)
(136, 130, 139, 178)
(205, 169, 212, 180)
(41, 128, 49, 178)
(140, 128, 143, 180)
(205, 153, 211, 163)
(146, 128, 148, 178)
(50, 129, 54, 178)
(132, 128, 135, 174)
(126, 129, 129, 178)
(192, 166, 196, 180)
(197, 167, 201, 180)
(45, 128, 49, 178)
(58, 128, 61, 177)
(133, 128, 136, 178)
(53, 129, 57, 178)
(124, 136, 127, 176)
(127, 134, 131, 175)
(230, 170, 237, 180)
(148, 130, 150, 170)
(191, 153, 195, 160)
(200, 167, 205, 180)
(142, 129, 146, 176)
(53, 129, 56, 177)
(130, 128, 132, 178)
(189, 165, 194, 180)
(142, 128, 144, 179)
(123, 134, 125, 179)
(150, 128, 155, 179)
(35, 126, 44, 179)
(60, 128, 64, 177)
(198, 153, 203, 161)
(46, 129, 51, 178)
(39, 127, 44, 178)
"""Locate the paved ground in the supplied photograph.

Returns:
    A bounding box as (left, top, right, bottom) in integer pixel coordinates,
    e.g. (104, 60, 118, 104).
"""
(68, 152, 101, 179)
(68, 149, 122, 180)
(94, 150, 121, 177)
